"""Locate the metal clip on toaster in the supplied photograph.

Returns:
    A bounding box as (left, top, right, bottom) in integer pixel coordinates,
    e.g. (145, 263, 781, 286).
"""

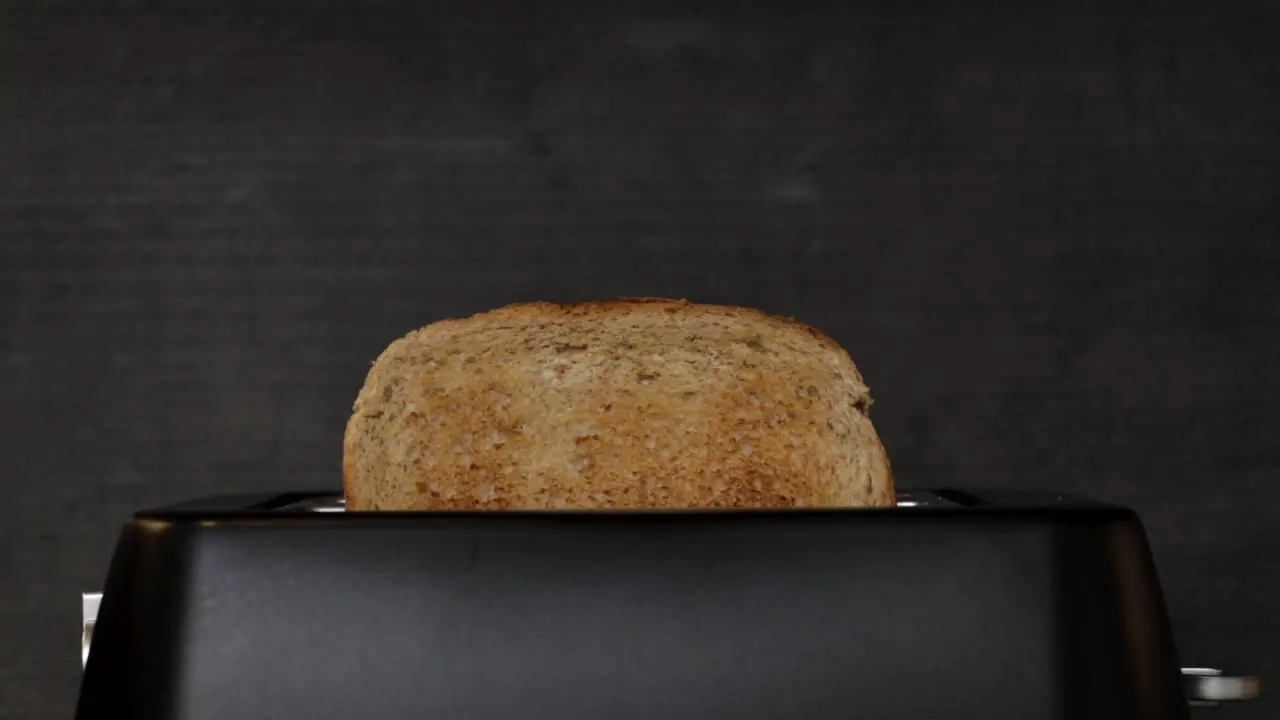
(77, 489, 1259, 720)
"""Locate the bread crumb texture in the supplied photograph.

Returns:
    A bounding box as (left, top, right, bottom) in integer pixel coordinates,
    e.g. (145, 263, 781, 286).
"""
(343, 298, 894, 510)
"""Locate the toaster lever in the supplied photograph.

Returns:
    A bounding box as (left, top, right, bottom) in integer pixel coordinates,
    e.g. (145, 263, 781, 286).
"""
(1182, 667, 1261, 707)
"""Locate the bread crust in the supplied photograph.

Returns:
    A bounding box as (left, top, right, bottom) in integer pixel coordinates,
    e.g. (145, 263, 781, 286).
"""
(343, 298, 894, 510)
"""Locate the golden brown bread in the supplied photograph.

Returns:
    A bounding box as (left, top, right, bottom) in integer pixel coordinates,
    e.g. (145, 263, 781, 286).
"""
(343, 298, 894, 510)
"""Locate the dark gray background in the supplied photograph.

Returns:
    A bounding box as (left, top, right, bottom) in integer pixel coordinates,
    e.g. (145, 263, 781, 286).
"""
(1, 1, 1276, 717)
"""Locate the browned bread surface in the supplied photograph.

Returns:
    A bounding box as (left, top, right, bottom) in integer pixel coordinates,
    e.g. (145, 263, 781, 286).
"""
(343, 298, 894, 510)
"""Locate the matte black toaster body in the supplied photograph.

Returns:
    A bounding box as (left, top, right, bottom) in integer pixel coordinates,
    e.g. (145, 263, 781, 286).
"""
(76, 489, 1255, 720)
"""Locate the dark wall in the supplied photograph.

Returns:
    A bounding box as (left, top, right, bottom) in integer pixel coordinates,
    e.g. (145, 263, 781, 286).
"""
(1, 1, 1276, 717)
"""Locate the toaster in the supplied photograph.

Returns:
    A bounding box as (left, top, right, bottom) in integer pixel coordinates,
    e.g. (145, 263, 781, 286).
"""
(76, 489, 1259, 719)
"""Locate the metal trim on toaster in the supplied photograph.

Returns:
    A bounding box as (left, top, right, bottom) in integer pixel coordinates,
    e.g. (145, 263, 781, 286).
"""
(81, 592, 99, 671)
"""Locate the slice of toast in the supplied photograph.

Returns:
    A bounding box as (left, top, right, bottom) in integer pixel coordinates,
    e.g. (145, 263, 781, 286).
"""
(343, 298, 894, 509)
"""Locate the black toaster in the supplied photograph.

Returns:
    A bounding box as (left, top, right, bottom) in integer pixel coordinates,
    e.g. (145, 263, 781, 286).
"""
(76, 489, 1259, 719)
